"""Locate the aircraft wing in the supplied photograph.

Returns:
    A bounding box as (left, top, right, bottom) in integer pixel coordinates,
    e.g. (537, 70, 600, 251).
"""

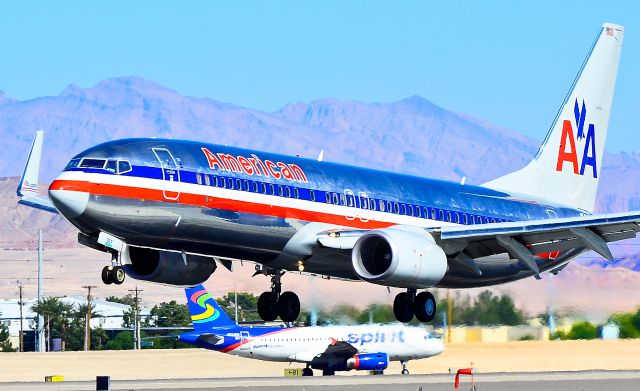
(18, 194, 58, 213)
(16, 130, 59, 214)
(314, 211, 640, 279)
(289, 340, 358, 367)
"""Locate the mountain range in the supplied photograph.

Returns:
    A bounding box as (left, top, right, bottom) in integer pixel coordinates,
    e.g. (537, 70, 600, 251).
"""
(0, 76, 639, 272)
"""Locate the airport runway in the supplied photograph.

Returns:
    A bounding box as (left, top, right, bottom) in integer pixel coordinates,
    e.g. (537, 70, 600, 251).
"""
(2, 370, 640, 391)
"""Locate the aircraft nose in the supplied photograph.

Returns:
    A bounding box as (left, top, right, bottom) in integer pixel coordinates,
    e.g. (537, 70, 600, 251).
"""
(431, 338, 445, 355)
(48, 182, 90, 219)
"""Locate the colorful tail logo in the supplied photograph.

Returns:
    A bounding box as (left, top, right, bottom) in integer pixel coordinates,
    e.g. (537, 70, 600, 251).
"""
(555, 98, 597, 178)
(190, 289, 220, 323)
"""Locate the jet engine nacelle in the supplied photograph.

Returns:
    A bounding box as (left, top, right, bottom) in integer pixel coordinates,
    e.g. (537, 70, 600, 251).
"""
(351, 227, 447, 288)
(346, 353, 389, 371)
(122, 246, 217, 286)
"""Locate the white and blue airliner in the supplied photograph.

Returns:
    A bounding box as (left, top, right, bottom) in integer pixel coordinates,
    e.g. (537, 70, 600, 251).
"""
(17, 24, 634, 323)
(178, 284, 444, 376)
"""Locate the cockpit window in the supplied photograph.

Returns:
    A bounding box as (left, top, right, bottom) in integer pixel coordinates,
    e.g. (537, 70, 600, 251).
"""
(79, 158, 107, 169)
(106, 160, 117, 172)
(65, 159, 80, 169)
(117, 160, 132, 174)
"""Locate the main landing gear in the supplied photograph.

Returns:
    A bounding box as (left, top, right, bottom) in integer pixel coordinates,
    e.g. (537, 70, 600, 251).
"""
(401, 360, 410, 375)
(393, 289, 436, 323)
(101, 254, 126, 285)
(256, 269, 300, 322)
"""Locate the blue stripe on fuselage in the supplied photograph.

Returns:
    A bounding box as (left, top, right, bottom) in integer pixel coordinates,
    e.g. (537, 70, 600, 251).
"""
(67, 138, 584, 223)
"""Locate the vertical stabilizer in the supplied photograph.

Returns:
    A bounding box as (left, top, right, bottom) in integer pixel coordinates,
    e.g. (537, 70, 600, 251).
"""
(185, 285, 237, 331)
(17, 130, 44, 197)
(483, 24, 624, 214)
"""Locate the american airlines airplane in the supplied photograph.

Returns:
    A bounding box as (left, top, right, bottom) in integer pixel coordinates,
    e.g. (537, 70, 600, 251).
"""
(17, 24, 632, 324)
(178, 284, 444, 375)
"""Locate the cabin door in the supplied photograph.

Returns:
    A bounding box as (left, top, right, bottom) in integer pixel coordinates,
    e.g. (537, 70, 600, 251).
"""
(239, 331, 251, 351)
(152, 148, 181, 201)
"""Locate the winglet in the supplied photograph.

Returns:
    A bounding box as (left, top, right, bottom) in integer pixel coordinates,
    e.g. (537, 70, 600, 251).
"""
(17, 130, 44, 197)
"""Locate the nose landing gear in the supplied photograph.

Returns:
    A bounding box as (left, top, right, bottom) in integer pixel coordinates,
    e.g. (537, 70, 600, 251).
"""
(393, 289, 436, 323)
(101, 255, 125, 285)
(255, 268, 300, 322)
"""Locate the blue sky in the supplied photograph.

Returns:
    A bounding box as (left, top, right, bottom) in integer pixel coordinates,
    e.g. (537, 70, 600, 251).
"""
(0, 1, 638, 152)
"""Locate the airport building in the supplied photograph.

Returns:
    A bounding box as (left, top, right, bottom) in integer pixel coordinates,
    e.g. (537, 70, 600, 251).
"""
(0, 297, 151, 350)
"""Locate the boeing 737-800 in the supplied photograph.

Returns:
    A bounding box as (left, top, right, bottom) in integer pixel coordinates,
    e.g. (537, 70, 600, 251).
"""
(17, 23, 633, 323)
(178, 284, 444, 375)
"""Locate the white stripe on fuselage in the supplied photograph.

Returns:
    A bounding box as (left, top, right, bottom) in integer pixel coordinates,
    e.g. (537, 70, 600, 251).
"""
(56, 170, 459, 228)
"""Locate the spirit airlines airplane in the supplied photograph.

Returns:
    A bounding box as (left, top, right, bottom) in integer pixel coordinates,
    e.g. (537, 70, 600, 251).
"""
(178, 285, 444, 375)
(17, 24, 632, 324)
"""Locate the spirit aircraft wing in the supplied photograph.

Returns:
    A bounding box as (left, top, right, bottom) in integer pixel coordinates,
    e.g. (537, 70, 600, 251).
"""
(289, 340, 358, 363)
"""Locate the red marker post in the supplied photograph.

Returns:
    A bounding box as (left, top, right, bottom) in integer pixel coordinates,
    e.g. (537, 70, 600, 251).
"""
(453, 367, 475, 389)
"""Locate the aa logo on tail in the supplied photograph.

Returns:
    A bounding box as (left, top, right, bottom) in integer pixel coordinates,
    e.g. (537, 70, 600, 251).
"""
(556, 98, 598, 178)
(190, 289, 220, 323)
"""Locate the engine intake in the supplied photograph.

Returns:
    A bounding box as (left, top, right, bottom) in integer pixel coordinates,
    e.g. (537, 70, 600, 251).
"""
(352, 227, 447, 288)
(122, 246, 217, 286)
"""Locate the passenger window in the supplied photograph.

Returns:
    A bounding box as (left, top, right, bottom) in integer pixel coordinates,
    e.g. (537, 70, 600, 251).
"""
(347, 195, 354, 207)
(369, 199, 375, 211)
(326, 193, 331, 204)
(463, 214, 468, 225)
(401, 204, 407, 215)
(438, 210, 444, 221)
(219, 177, 225, 188)
(333, 193, 339, 205)
(408, 205, 414, 216)
(278, 186, 284, 197)
(310, 190, 316, 201)
(294, 188, 299, 199)
(117, 160, 132, 174)
(79, 158, 106, 169)
(229, 178, 234, 190)
(340, 194, 346, 206)
(454, 212, 460, 224)
(196, 174, 203, 185)
(106, 160, 117, 172)
(204, 175, 211, 186)
(269, 184, 275, 195)
(446, 211, 452, 222)
(244, 180, 249, 191)
(286, 187, 292, 198)
(379, 200, 385, 212)
(394, 203, 400, 214)
(261, 183, 267, 194)
(236, 179, 242, 190)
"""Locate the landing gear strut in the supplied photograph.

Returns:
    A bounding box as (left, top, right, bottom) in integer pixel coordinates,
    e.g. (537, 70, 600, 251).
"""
(256, 268, 300, 322)
(101, 254, 126, 285)
(393, 289, 436, 323)
(401, 360, 410, 375)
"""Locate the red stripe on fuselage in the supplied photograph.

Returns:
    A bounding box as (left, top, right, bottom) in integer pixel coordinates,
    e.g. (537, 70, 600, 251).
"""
(49, 179, 395, 230)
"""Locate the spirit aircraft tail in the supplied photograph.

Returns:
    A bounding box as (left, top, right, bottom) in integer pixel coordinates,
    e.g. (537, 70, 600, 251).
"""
(185, 284, 237, 331)
(484, 23, 624, 214)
